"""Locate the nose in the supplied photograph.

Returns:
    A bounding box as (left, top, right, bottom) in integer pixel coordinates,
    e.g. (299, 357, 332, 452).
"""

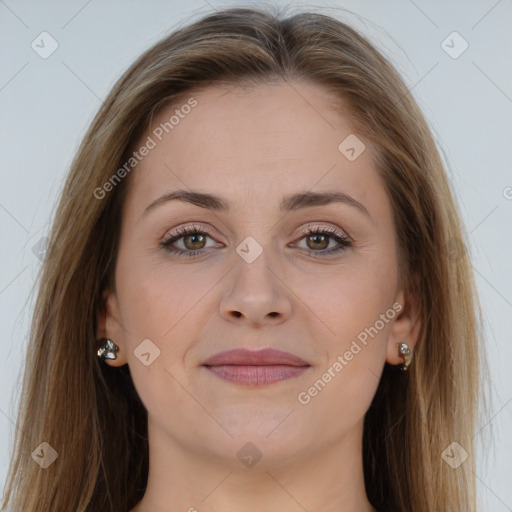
(219, 248, 293, 328)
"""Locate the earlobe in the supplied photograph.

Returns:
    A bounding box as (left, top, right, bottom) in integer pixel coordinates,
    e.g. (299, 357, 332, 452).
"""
(386, 288, 421, 367)
(95, 289, 128, 366)
(97, 338, 120, 363)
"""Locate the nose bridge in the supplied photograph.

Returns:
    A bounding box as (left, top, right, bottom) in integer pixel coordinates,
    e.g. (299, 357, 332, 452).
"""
(232, 232, 278, 295)
(220, 231, 292, 324)
(227, 205, 279, 269)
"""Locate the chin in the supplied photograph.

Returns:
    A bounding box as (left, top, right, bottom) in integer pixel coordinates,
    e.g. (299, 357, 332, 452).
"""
(195, 413, 312, 464)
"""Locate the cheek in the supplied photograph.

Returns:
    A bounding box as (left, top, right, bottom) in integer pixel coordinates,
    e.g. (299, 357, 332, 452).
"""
(295, 267, 394, 430)
(296, 242, 398, 410)
(115, 240, 201, 335)
(114, 249, 207, 432)
(300, 251, 397, 343)
(114, 244, 196, 389)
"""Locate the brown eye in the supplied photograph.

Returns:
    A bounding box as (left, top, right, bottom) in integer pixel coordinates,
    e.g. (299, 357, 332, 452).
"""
(161, 225, 218, 256)
(182, 233, 207, 250)
(306, 233, 330, 251)
(293, 226, 352, 257)
(161, 224, 352, 258)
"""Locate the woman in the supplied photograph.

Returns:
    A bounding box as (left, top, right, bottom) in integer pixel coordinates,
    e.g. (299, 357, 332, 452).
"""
(1, 6, 486, 512)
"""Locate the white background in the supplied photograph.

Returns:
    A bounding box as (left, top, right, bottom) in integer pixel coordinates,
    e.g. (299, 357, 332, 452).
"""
(1, 0, 511, 510)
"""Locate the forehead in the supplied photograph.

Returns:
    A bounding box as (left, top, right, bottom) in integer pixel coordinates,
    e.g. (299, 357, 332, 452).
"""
(123, 81, 386, 219)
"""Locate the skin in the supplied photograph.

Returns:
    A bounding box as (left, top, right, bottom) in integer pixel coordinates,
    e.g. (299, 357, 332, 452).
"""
(96, 81, 421, 512)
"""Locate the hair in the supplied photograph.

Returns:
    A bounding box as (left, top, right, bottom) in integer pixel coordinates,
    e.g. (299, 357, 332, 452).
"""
(1, 5, 487, 512)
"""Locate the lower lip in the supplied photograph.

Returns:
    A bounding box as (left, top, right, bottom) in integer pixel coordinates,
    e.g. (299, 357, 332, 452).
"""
(204, 365, 309, 385)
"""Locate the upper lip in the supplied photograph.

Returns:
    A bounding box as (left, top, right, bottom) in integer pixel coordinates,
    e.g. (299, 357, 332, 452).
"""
(202, 348, 310, 367)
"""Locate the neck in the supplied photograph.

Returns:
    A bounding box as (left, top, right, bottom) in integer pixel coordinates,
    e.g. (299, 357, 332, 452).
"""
(131, 416, 376, 512)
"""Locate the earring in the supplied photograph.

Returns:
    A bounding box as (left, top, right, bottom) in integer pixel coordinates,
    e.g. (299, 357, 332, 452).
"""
(397, 342, 413, 371)
(97, 338, 119, 361)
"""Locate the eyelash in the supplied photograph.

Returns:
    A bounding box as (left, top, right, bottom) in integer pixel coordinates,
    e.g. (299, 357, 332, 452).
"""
(160, 223, 352, 258)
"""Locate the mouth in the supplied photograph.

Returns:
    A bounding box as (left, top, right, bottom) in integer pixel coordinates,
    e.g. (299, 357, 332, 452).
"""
(201, 348, 311, 386)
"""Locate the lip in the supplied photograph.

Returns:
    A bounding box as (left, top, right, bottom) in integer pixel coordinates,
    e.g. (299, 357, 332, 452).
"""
(201, 348, 311, 386)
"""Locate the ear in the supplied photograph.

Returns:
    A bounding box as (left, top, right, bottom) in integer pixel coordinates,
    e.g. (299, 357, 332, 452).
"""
(386, 286, 421, 366)
(96, 288, 128, 366)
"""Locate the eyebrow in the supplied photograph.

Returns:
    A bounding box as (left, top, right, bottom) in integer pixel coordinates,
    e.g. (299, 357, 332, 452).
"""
(140, 189, 371, 220)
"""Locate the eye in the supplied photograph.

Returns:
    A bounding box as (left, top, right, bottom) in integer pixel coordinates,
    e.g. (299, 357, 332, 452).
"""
(291, 225, 352, 257)
(160, 224, 218, 257)
(160, 224, 352, 258)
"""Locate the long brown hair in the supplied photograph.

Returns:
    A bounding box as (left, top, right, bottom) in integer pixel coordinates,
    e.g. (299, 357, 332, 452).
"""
(1, 6, 487, 511)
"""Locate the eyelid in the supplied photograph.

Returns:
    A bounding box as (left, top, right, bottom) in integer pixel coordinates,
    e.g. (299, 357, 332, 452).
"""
(162, 222, 350, 243)
(293, 222, 350, 240)
(161, 221, 353, 256)
(161, 222, 217, 241)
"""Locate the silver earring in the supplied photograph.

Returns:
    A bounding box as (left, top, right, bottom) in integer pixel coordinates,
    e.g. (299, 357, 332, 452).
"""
(97, 338, 119, 361)
(397, 342, 412, 371)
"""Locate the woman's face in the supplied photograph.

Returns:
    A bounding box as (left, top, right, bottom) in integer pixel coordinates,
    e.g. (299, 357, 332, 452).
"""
(99, 81, 417, 466)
